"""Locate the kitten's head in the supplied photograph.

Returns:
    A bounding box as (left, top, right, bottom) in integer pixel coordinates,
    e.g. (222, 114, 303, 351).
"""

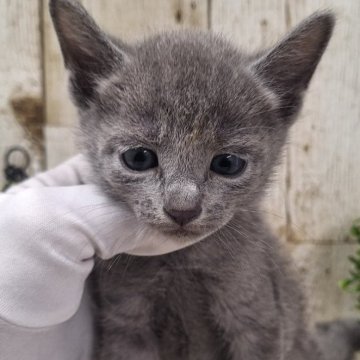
(50, 0, 334, 246)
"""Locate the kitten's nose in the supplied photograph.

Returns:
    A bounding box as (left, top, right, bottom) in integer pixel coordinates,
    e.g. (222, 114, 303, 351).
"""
(163, 205, 202, 226)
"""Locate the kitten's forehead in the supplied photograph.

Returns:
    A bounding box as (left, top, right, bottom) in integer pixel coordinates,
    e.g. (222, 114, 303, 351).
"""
(97, 31, 276, 148)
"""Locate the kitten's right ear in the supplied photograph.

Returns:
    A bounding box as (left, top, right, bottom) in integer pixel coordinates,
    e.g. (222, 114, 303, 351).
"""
(250, 11, 335, 120)
(49, 0, 129, 107)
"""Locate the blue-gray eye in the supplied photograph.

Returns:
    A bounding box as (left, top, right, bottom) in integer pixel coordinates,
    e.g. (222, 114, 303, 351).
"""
(210, 154, 247, 176)
(122, 148, 158, 171)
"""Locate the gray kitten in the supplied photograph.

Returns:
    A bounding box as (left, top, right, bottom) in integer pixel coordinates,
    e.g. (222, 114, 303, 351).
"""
(50, 1, 360, 359)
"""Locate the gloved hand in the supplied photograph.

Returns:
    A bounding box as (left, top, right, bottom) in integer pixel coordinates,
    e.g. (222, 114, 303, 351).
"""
(0, 155, 181, 329)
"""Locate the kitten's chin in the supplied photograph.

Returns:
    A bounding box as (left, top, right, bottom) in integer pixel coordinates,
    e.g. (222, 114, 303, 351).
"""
(125, 225, 211, 257)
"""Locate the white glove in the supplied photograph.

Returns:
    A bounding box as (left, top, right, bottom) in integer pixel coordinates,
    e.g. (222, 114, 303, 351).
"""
(0, 155, 189, 329)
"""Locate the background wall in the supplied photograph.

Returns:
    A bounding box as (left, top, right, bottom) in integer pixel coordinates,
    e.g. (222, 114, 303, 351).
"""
(1, 0, 360, 328)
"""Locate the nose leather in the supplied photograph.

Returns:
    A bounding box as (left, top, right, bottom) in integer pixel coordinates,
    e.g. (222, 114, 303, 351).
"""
(164, 206, 202, 226)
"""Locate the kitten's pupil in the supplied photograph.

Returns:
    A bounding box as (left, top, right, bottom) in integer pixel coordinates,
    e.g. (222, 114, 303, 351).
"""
(122, 148, 158, 171)
(135, 152, 146, 163)
(211, 154, 247, 176)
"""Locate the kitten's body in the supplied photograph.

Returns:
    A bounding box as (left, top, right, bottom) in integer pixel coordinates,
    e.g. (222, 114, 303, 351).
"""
(94, 213, 321, 359)
(49, 1, 360, 359)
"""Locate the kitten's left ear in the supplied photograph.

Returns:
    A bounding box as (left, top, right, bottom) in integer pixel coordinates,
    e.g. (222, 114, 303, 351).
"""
(49, 0, 130, 107)
(251, 11, 335, 119)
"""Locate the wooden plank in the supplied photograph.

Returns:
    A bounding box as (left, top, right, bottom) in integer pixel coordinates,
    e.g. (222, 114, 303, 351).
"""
(286, 0, 360, 244)
(0, 1, 43, 188)
(210, 0, 288, 241)
(84, 0, 208, 40)
(45, 126, 77, 168)
(210, 0, 288, 49)
(43, 0, 208, 137)
(291, 243, 359, 322)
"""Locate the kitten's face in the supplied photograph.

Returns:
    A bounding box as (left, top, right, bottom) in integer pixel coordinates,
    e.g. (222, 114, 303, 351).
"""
(83, 34, 283, 242)
(50, 0, 334, 244)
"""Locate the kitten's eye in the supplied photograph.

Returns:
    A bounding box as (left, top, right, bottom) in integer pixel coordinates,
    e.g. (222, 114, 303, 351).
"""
(122, 147, 158, 171)
(210, 154, 247, 176)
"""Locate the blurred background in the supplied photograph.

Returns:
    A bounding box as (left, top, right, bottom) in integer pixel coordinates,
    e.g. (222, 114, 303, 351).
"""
(1, 0, 360, 329)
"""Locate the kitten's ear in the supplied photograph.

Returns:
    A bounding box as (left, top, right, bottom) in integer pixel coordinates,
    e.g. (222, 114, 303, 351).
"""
(251, 11, 335, 119)
(49, 0, 129, 107)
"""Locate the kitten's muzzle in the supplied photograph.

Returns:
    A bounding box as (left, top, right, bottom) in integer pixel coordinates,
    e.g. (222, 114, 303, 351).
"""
(163, 205, 202, 226)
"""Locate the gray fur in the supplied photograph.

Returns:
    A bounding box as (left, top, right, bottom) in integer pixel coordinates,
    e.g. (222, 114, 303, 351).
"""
(50, 1, 358, 359)
(316, 320, 360, 360)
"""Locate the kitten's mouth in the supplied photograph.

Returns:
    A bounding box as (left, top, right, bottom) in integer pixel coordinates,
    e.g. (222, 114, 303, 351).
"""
(126, 218, 232, 256)
(161, 228, 199, 237)
(125, 223, 207, 256)
(147, 223, 201, 238)
(147, 221, 223, 243)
